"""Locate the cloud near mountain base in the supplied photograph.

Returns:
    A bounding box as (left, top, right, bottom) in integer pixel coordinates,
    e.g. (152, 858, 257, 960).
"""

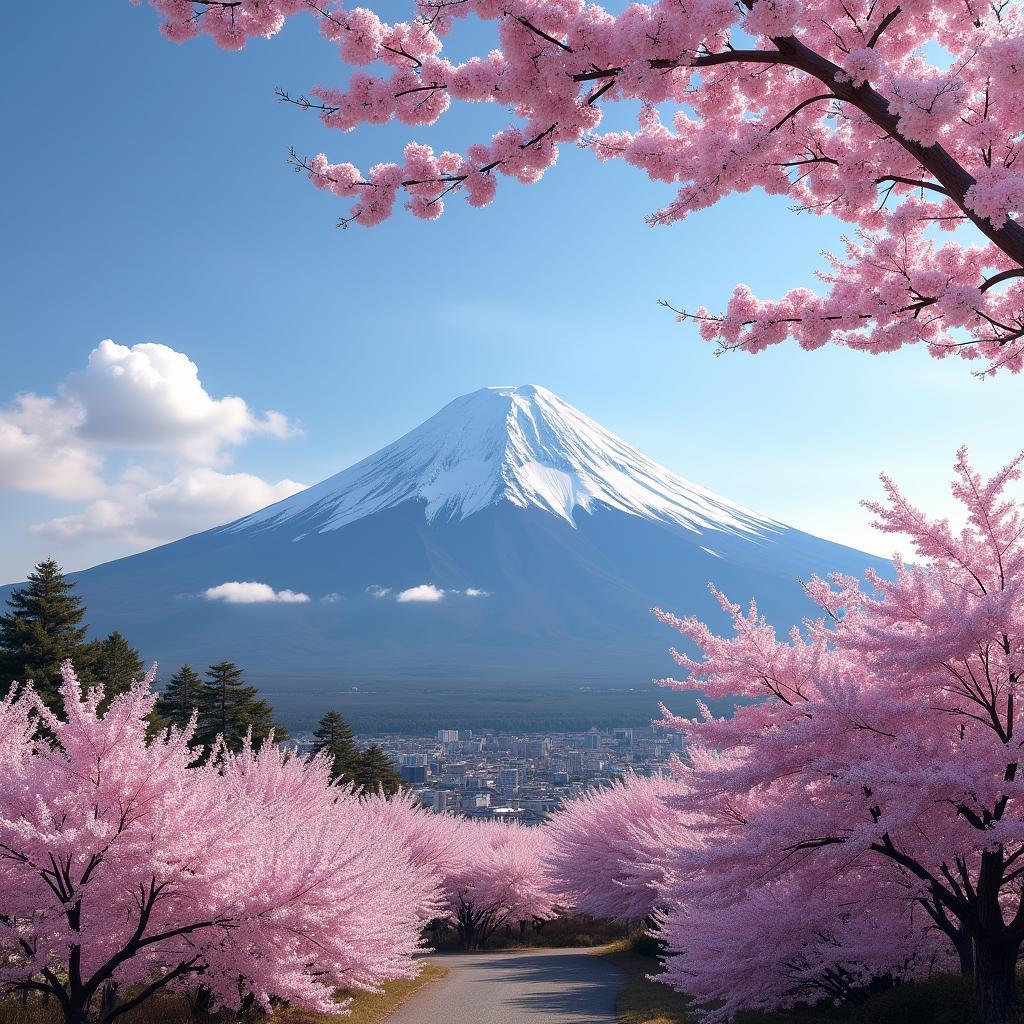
(203, 581, 311, 604)
(393, 584, 490, 603)
(396, 584, 445, 603)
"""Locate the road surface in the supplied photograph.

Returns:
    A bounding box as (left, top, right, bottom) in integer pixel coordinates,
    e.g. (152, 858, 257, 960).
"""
(387, 947, 627, 1024)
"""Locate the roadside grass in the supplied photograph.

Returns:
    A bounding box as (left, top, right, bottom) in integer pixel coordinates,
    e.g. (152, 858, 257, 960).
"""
(594, 941, 847, 1024)
(595, 941, 695, 1024)
(282, 963, 448, 1024)
(0, 964, 448, 1024)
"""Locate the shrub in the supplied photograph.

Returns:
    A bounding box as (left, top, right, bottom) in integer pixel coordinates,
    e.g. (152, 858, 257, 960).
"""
(853, 974, 985, 1024)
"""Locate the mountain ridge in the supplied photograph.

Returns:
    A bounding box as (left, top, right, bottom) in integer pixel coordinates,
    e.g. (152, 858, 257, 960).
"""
(229, 384, 780, 539)
(0, 386, 885, 730)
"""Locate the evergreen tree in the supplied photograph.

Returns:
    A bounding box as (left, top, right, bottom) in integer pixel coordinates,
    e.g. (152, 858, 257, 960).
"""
(312, 710, 360, 782)
(95, 631, 144, 712)
(0, 559, 99, 710)
(194, 661, 287, 753)
(155, 665, 203, 731)
(351, 744, 404, 796)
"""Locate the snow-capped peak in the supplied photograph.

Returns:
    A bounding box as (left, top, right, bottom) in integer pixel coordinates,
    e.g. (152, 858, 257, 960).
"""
(232, 385, 780, 538)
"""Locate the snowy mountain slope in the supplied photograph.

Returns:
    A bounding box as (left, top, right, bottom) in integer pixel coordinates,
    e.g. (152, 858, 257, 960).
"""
(233, 385, 780, 538)
(1, 386, 887, 728)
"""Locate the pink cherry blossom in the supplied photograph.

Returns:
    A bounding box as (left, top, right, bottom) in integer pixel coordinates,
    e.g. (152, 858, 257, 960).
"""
(654, 449, 1024, 1023)
(435, 818, 559, 947)
(546, 772, 688, 923)
(0, 664, 429, 1024)
(660, 871, 956, 1021)
(136, 0, 1024, 371)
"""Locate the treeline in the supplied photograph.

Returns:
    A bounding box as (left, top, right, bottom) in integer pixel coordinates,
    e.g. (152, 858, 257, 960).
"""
(0, 558, 401, 793)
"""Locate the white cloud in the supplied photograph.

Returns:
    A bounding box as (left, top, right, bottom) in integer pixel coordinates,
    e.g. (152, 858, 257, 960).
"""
(63, 340, 297, 463)
(203, 581, 310, 604)
(370, 583, 488, 603)
(396, 583, 446, 603)
(0, 394, 104, 499)
(33, 468, 306, 546)
(3, 339, 304, 554)
(321, 592, 342, 603)
(0, 340, 299, 502)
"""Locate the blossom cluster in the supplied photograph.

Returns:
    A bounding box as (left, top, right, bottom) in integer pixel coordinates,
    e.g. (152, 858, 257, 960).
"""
(0, 667, 555, 1023)
(138, 0, 1024, 370)
(647, 449, 1024, 1019)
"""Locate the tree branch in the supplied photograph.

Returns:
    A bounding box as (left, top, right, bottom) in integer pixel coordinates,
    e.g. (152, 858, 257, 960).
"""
(769, 94, 836, 132)
(866, 5, 902, 47)
(571, 49, 782, 82)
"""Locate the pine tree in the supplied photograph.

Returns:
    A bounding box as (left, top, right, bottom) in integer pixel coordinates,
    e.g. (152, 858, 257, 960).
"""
(95, 631, 144, 712)
(194, 661, 287, 753)
(155, 665, 203, 732)
(351, 744, 404, 796)
(0, 559, 99, 710)
(312, 710, 360, 782)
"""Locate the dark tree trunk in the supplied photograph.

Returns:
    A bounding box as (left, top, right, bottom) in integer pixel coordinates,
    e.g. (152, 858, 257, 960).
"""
(100, 981, 118, 1020)
(459, 912, 475, 950)
(974, 936, 1019, 1024)
(65, 1003, 89, 1024)
(190, 986, 217, 1021)
(955, 932, 975, 977)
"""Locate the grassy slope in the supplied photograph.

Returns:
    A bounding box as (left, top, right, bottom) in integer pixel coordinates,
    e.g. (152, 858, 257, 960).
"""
(597, 945, 843, 1024)
(598, 945, 694, 1024)
(0, 964, 448, 1024)
(282, 964, 448, 1024)
(597, 944, 998, 1024)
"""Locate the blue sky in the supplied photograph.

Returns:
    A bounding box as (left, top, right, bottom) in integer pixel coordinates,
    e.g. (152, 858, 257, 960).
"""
(0, 2, 1017, 582)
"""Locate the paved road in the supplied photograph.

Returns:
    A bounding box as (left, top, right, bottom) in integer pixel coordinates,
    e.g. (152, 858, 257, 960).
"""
(387, 947, 627, 1024)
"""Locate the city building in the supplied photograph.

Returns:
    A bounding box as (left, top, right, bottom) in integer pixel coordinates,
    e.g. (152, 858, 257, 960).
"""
(287, 724, 678, 820)
(399, 764, 428, 785)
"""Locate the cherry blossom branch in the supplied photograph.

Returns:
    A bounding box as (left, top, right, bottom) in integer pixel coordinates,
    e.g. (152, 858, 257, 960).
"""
(865, 5, 902, 48)
(275, 87, 339, 115)
(512, 14, 572, 52)
(140, 0, 1024, 372)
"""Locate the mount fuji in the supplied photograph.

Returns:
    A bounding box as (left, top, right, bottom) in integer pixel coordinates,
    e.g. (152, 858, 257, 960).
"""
(2, 386, 886, 730)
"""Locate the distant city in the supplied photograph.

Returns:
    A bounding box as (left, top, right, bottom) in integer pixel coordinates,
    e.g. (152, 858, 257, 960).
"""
(290, 725, 683, 822)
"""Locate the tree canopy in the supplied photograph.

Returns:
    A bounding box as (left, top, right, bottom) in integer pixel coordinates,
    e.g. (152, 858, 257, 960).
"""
(312, 709, 360, 781)
(194, 661, 287, 753)
(0, 559, 98, 710)
(140, 0, 1024, 373)
(155, 664, 203, 731)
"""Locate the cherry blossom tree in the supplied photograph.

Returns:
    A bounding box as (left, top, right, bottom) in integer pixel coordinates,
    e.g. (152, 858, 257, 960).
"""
(485, 822, 560, 935)
(546, 772, 687, 923)
(654, 449, 1024, 1024)
(0, 663, 429, 1024)
(353, 789, 461, 921)
(137, 0, 1024, 372)
(437, 819, 558, 948)
(660, 870, 955, 1021)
